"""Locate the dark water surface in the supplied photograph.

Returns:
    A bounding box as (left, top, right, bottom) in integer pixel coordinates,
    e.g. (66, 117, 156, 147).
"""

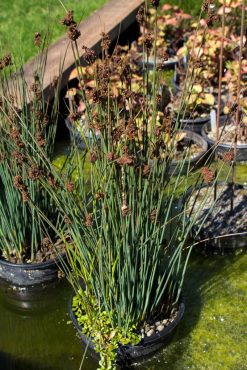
(0, 253, 246, 370)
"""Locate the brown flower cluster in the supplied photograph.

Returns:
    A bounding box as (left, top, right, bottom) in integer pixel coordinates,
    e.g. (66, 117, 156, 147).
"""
(61, 10, 80, 41)
(13, 175, 28, 203)
(151, 0, 160, 8)
(136, 6, 145, 25)
(223, 151, 233, 163)
(0, 54, 12, 70)
(85, 213, 93, 227)
(34, 32, 42, 47)
(201, 167, 214, 183)
(82, 46, 97, 65)
(29, 166, 43, 180)
(101, 32, 111, 53)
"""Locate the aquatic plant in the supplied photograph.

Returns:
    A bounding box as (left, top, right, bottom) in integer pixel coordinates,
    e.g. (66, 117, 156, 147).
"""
(0, 36, 64, 263)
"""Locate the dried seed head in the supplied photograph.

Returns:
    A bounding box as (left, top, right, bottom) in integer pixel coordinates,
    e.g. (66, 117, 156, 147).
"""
(29, 166, 42, 180)
(201, 167, 214, 183)
(85, 213, 93, 227)
(65, 181, 74, 192)
(101, 32, 111, 52)
(42, 237, 51, 247)
(116, 155, 135, 166)
(121, 204, 131, 217)
(136, 6, 145, 25)
(223, 151, 233, 163)
(21, 190, 29, 203)
(43, 114, 49, 127)
(125, 119, 136, 140)
(13, 175, 25, 190)
(48, 173, 57, 188)
(151, 0, 160, 8)
(82, 46, 97, 65)
(64, 215, 72, 225)
(143, 164, 151, 178)
(34, 32, 42, 47)
(202, 0, 215, 12)
(107, 152, 114, 161)
(89, 150, 98, 164)
(67, 25, 81, 41)
(95, 191, 104, 200)
(36, 131, 46, 147)
(61, 10, 76, 27)
(150, 208, 158, 221)
(143, 33, 153, 51)
(13, 151, 25, 165)
(206, 13, 219, 27)
(69, 111, 80, 122)
(0, 53, 12, 70)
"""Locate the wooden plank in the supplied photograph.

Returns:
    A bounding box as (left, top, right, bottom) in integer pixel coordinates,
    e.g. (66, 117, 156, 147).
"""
(21, 0, 143, 102)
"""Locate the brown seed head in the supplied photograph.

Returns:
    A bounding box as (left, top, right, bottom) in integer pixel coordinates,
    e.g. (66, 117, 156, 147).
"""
(223, 151, 233, 163)
(48, 173, 57, 188)
(151, 0, 160, 8)
(61, 10, 76, 27)
(67, 25, 81, 41)
(101, 32, 111, 52)
(201, 167, 214, 183)
(107, 152, 114, 161)
(150, 208, 158, 221)
(85, 213, 93, 227)
(89, 150, 98, 164)
(136, 6, 145, 25)
(82, 46, 97, 65)
(65, 181, 74, 192)
(34, 32, 42, 47)
(29, 166, 42, 180)
(21, 191, 29, 203)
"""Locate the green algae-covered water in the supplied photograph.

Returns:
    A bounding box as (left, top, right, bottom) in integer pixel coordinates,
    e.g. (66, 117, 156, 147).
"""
(0, 253, 246, 370)
(0, 147, 246, 370)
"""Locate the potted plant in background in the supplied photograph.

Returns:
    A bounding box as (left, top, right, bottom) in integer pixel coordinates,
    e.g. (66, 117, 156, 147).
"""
(0, 40, 67, 287)
(185, 0, 247, 255)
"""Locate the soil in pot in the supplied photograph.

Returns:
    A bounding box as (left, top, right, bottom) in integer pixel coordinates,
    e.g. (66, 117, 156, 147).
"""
(188, 183, 247, 255)
(0, 237, 66, 265)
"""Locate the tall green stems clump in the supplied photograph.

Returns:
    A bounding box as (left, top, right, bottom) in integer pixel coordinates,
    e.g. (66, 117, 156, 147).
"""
(0, 36, 63, 263)
(32, 3, 227, 369)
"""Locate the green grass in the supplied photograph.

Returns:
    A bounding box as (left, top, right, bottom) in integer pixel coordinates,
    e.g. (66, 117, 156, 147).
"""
(0, 0, 107, 63)
(0, 0, 203, 63)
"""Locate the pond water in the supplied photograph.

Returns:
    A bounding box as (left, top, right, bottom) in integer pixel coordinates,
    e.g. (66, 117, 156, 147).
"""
(0, 253, 246, 370)
(0, 144, 246, 370)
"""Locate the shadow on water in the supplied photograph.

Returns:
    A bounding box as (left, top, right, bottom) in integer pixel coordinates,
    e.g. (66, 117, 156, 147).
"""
(0, 351, 58, 370)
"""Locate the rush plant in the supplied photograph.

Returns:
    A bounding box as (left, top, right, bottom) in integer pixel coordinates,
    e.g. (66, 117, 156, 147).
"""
(0, 37, 63, 263)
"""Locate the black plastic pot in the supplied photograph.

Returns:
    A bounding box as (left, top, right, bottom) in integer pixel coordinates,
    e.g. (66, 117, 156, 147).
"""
(201, 118, 247, 162)
(186, 183, 247, 255)
(138, 55, 178, 71)
(65, 117, 100, 150)
(0, 253, 67, 287)
(69, 295, 185, 366)
(168, 130, 208, 175)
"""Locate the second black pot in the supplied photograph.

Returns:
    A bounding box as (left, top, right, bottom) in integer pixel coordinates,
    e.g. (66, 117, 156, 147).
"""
(0, 253, 67, 287)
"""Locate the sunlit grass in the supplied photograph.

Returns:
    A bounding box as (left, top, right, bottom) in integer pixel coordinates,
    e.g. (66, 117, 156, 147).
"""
(0, 0, 107, 63)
